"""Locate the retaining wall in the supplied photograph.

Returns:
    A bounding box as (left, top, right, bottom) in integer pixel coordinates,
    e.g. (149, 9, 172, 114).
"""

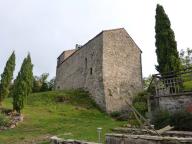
(152, 93, 192, 112)
(106, 133, 192, 144)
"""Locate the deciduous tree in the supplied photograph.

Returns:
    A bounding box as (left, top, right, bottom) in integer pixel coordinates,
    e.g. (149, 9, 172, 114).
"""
(180, 48, 192, 68)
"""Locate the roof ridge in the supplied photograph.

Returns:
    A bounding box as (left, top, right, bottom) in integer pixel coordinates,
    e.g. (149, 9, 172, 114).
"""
(102, 28, 124, 33)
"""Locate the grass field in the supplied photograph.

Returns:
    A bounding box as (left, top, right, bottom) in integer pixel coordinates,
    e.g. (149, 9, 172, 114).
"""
(0, 90, 126, 144)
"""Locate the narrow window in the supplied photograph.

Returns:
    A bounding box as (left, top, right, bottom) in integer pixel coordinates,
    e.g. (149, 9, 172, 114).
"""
(85, 58, 87, 69)
(90, 67, 92, 75)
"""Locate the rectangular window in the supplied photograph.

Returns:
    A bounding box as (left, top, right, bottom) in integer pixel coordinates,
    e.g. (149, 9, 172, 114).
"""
(90, 67, 92, 75)
(85, 58, 87, 69)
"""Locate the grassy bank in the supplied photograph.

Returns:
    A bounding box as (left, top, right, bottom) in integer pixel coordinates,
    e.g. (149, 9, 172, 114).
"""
(0, 90, 125, 144)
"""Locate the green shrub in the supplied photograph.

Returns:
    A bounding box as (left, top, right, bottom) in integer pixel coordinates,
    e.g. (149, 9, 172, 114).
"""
(152, 110, 192, 131)
(170, 111, 192, 131)
(110, 111, 130, 121)
(127, 119, 140, 127)
(132, 91, 148, 116)
(133, 102, 147, 116)
(0, 113, 10, 127)
(152, 109, 171, 129)
(110, 111, 121, 118)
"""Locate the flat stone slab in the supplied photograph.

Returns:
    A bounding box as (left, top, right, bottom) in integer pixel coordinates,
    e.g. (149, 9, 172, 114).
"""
(50, 136, 98, 144)
(113, 127, 192, 137)
(163, 131, 192, 137)
(106, 133, 192, 144)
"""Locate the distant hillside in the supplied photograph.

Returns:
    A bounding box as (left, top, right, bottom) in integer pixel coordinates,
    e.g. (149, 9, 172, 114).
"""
(0, 90, 125, 144)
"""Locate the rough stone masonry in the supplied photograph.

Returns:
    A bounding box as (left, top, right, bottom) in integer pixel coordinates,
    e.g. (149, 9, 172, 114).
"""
(55, 28, 143, 113)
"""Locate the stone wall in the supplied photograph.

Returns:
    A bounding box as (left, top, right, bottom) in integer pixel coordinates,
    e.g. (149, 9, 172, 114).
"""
(102, 29, 143, 112)
(55, 32, 106, 110)
(106, 133, 192, 144)
(153, 94, 192, 112)
(57, 49, 77, 67)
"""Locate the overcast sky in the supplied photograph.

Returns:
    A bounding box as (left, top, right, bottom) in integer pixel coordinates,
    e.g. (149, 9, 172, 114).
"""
(0, 0, 192, 79)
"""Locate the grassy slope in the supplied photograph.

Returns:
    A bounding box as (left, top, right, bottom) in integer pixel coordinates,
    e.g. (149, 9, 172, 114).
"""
(0, 90, 125, 144)
(183, 81, 192, 91)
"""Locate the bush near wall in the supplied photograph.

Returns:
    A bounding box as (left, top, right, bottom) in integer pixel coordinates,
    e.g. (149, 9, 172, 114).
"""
(170, 111, 192, 131)
(152, 110, 171, 130)
(110, 91, 149, 122)
(132, 91, 149, 117)
(152, 110, 192, 131)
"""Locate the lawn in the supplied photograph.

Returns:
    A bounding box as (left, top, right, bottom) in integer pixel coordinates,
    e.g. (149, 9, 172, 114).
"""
(183, 81, 192, 91)
(0, 90, 126, 144)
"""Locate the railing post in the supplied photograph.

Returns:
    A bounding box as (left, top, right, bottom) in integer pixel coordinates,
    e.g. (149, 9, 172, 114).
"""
(154, 77, 158, 97)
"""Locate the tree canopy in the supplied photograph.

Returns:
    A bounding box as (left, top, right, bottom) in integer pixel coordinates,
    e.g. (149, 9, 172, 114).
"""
(0, 52, 15, 104)
(12, 54, 33, 113)
(155, 4, 181, 75)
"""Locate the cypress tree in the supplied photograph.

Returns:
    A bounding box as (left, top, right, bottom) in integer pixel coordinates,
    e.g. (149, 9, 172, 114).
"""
(12, 54, 33, 113)
(155, 4, 181, 75)
(0, 52, 16, 105)
(25, 54, 33, 103)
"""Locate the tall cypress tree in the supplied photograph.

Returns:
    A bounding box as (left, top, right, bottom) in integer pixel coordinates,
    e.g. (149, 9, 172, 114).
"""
(12, 54, 33, 113)
(155, 4, 181, 75)
(0, 52, 16, 105)
(24, 54, 33, 102)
